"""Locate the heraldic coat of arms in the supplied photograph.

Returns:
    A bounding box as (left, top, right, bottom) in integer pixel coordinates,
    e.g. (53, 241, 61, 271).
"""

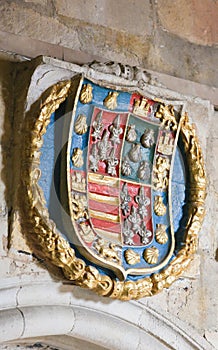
(20, 65, 206, 300)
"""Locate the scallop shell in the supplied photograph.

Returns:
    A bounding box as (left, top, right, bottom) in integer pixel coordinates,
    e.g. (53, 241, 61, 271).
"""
(74, 114, 88, 135)
(154, 196, 166, 216)
(80, 84, 93, 104)
(155, 224, 168, 244)
(124, 249, 140, 265)
(103, 91, 119, 110)
(141, 128, 155, 148)
(126, 124, 137, 143)
(72, 148, 84, 168)
(143, 246, 159, 264)
(128, 144, 142, 163)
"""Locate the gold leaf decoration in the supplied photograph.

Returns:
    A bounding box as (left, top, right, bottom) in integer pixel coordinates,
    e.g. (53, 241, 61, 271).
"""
(143, 247, 159, 265)
(103, 91, 119, 110)
(124, 249, 140, 265)
(80, 84, 93, 104)
(19, 75, 206, 300)
(74, 114, 88, 135)
(155, 104, 177, 131)
(154, 196, 167, 216)
(72, 148, 84, 168)
(155, 224, 168, 244)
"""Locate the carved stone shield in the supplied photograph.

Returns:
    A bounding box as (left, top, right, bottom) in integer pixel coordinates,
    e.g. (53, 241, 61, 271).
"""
(21, 68, 206, 299)
(67, 78, 181, 280)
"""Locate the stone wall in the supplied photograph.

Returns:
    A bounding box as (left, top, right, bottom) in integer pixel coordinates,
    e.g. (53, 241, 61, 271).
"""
(0, 52, 217, 350)
(0, 1, 217, 349)
(0, 0, 217, 88)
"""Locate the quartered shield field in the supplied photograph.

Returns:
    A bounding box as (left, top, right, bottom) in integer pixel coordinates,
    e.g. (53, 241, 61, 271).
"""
(38, 77, 188, 283)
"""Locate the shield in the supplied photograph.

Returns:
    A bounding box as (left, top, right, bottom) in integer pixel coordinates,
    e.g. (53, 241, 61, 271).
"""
(22, 67, 206, 299)
(66, 78, 181, 279)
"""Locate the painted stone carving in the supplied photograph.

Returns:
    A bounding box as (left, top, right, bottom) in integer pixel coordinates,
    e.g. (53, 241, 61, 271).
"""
(143, 246, 159, 264)
(154, 196, 167, 216)
(109, 114, 123, 144)
(121, 158, 132, 176)
(72, 148, 84, 168)
(137, 161, 150, 181)
(80, 83, 93, 104)
(103, 91, 119, 110)
(124, 249, 140, 265)
(21, 74, 206, 301)
(155, 104, 177, 131)
(128, 143, 142, 163)
(89, 143, 99, 172)
(92, 110, 103, 140)
(141, 128, 155, 148)
(126, 124, 137, 143)
(155, 224, 168, 244)
(74, 114, 88, 135)
(120, 183, 131, 216)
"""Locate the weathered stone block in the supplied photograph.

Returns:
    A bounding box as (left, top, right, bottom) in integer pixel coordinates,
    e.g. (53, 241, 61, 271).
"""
(0, 2, 80, 48)
(157, 0, 218, 47)
(55, 0, 153, 36)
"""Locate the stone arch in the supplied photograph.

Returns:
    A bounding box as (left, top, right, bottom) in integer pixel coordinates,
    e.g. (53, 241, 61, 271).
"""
(0, 282, 213, 350)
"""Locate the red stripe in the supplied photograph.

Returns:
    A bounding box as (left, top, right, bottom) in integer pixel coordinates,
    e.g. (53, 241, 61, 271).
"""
(89, 200, 119, 215)
(88, 182, 119, 196)
(91, 218, 121, 233)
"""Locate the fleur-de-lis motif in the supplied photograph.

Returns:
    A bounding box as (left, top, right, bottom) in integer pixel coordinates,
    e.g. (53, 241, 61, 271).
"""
(135, 187, 150, 218)
(109, 114, 123, 144)
(92, 111, 103, 141)
(89, 143, 99, 172)
(128, 206, 141, 234)
(98, 130, 110, 161)
(123, 219, 135, 245)
(138, 222, 152, 245)
(106, 147, 118, 176)
(120, 183, 131, 216)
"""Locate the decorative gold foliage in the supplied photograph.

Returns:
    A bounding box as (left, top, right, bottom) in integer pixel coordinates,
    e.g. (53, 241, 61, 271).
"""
(155, 104, 177, 131)
(153, 156, 170, 190)
(71, 193, 88, 221)
(19, 78, 206, 300)
(94, 238, 121, 264)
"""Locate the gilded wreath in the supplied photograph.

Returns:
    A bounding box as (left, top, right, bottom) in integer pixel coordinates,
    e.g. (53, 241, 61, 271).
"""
(19, 68, 206, 300)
